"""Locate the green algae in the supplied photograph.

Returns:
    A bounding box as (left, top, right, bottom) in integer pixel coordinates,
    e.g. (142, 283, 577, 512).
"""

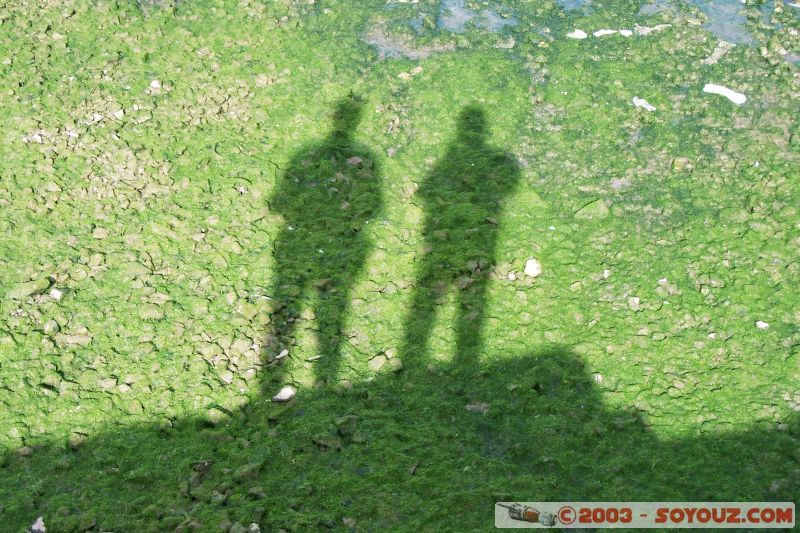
(0, 0, 798, 530)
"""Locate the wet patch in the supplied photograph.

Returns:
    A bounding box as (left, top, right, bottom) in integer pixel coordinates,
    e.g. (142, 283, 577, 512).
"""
(437, 0, 517, 33)
(687, 0, 755, 44)
(364, 23, 456, 59)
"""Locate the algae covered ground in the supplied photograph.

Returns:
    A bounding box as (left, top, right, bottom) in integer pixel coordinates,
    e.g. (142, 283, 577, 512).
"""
(1, 0, 799, 530)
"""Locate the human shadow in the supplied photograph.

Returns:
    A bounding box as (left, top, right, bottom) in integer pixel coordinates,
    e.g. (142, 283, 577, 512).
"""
(402, 105, 520, 371)
(264, 96, 382, 387)
(2, 349, 797, 531)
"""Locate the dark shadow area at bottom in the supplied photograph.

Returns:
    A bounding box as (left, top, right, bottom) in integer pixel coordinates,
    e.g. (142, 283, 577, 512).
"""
(2, 349, 798, 531)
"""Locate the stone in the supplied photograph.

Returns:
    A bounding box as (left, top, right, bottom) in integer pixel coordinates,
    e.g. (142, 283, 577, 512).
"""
(7, 278, 51, 300)
(29, 517, 46, 533)
(388, 358, 403, 373)
(465, 402, 489, 415)
(574, 199, 610, 220)
(632, 97, 656, 111)
(594, 29, 617, 37)
(68, 432, 88, 450)
(567, 29, 588, 39)
(368, 355, 387, 372)
(524, 258, 542, 278)
(43, 320, 60, 335)
(336, 415, 358, 437)
(272, 385, 296, 402)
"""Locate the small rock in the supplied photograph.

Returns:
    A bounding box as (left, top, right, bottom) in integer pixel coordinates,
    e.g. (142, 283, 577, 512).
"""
(388, 357, 403, 372)
(248, 487, 266, 500)
(7, 278, 51, 300)
(68, 432, 88, 450)
(627, 296, 641, 311)
(43, 320, 60, 335)
(632, 96, 656, 111)
(346, 156, 363, 166)
(336, 415, 359, 437)
(233, 462, 262, 481)
(92, 227, 108, 239)
(312, 433, 342, 450)
(18, 446, 34, 457)
(465, 402, 490, 415)
(594, 29, 617, 37)
(634, 23, 671, 36)
(575, 199, 610, 220)
(619, 29, 633, 36)
(211, 490, 228, 505)
(368, 355, 387, 372)
(567, 29, 587, 39)
(701, 40, 735, 66)
(49, 288, 63, 300)
(29, 517, 46, 533)
(398, 72, 412, 80)
(523, 258, 542, 278)
(272, 385, 296, 403)
(756, 321, 769, 330)
(55, 333, 92, 347)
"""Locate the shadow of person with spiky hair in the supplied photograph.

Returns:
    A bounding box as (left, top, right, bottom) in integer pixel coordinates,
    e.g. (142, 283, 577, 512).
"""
(402, 105, 520, 372)
(264, 95, 383, 390)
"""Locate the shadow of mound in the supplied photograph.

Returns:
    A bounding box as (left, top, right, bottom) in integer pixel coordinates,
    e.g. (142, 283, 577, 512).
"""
(2, 349, 798, 531)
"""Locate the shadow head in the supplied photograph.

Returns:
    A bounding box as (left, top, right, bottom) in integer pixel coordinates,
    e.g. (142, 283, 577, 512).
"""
(457, 105, 488, 145)
(331, 96, 365, 136)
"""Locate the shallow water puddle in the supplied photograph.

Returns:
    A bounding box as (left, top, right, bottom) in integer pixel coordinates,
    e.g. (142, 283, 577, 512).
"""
(437, 0, 517, 33)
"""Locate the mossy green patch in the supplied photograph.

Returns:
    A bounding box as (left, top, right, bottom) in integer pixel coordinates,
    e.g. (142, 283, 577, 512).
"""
(0, 0, 798, 530)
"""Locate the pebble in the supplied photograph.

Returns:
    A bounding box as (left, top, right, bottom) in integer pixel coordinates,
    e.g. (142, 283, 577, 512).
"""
(49, 288, 63, 300)
(632, 96, 656, 111)
(702, 83, 746, 105)
(43, 320, 60, 335)
(465, 402, 490, 414)
(29, 517, 46, 533)
(272, 385, 296, 402)
(524, 258, 542, 277)
(756, 321, 769, 330)
(635, 24, 671, 36)
(701, 41, 735, 66)
(6, 278, 51, 300)
(369, 355, 387, 371)
(567, 29, 588, 39)
(594, 29, 617, 37)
